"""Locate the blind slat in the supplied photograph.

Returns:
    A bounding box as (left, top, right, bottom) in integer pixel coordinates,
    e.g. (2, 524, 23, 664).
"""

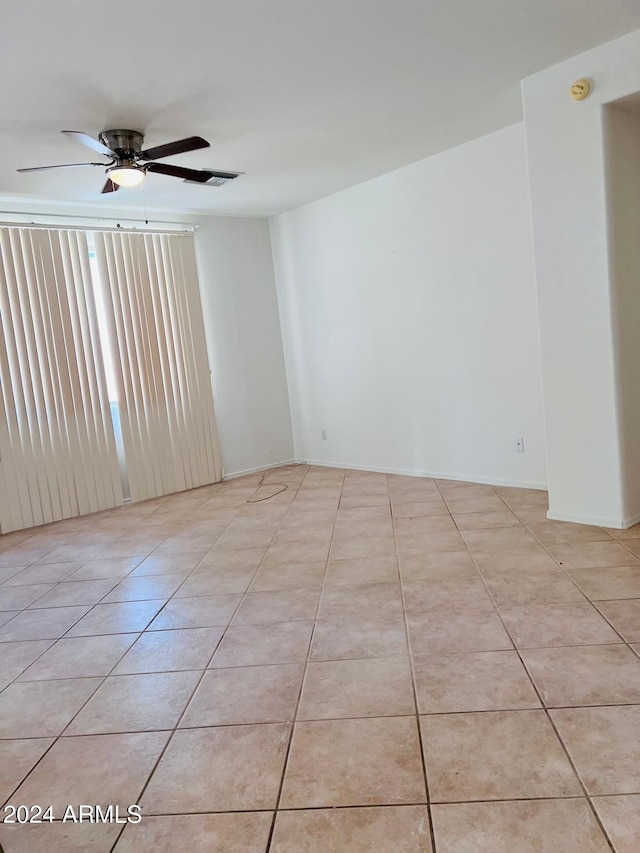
(0, 227, 124, 533)
(94, 231, 221, 502)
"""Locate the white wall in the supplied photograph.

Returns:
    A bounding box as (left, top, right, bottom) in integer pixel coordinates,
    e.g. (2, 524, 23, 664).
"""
(605, 101, 640, 521)
(195, 216, 294, 476)
(271, 123, 547, 487)
(0, 200, 294, 479)
(522, 28, 640, 526)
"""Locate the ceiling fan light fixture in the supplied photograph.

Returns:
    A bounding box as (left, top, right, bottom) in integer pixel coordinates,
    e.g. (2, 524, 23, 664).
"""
(107, 165, 145, 187)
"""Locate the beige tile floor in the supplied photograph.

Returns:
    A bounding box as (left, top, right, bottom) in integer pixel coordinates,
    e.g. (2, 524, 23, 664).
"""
(0, 465, 639, 851)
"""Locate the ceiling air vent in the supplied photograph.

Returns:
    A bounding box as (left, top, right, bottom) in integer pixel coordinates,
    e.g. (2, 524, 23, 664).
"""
(183, 171, 242, 187)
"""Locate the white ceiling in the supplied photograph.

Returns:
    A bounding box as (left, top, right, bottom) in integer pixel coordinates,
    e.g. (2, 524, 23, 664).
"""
(1, 0, 639, 217)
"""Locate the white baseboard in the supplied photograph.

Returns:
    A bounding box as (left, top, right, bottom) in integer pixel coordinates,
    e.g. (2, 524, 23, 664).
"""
(222, 459, 298, 481)
(547, 508, 640, 529)
(300, 457, 547, 491)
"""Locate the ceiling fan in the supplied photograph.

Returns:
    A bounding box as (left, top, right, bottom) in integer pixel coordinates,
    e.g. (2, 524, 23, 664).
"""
(17, 129, 242, 193)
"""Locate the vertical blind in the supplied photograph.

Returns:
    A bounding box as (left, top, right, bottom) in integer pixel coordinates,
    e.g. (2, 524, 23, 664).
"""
(94, 231, 221, 502)
(0, 228, 123, 532)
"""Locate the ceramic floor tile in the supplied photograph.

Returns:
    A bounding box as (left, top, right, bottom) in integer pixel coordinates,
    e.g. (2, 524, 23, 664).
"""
(2, 469, 635, 852)
(112, 627, 223, 674)
(624, 538, 640, 557)
(324, 557, 399, 587)
(437, 483, 496, 499)
(181, 663, 304, 726)
(271, 806, 433, 852)
(444, 496, 507, 514)
(311, 614, 408, 660)
(0, 583, 55, 611)
(337, 506, 392, 523)
(398, 552, 478, 582)
(0, 738, 54, 803)
(298, 656, 415, 719)
(265, 541, 331, 564)
(461, 527, 539, 553)
(521, 644, 640, 706)
(391, 500, 449, 518)
(0, 610, 17, 629)
(473, 550, 558, 574)
(113, 813, 273, 853)
(591, 795, 640, 853)
(396, 532, 467, 556)
(141, 723, 290, 813)
(196, 546, 267, 574)
(567, 566, 640, 600)
(0, 678, 102, 737)
(547, 541, 640, 570)
(402, 577, 494, 613)
(498, 602, 622, 648)
(27, 579, 118, 608)
(394, 516, 458, 536)
(0, 569, 30, 588)
(129, 552, 203, 576)
(66, 600, 165, 636)
(68, 556, 142, 581)
(339, 493, 390, 509)
(0, 547, 53, 568)
(233, 588, 320, 624)
(607, 524, 640, 540)
(452, 510, 520, 530)
(413, 651, 540, 713)
(0, 639, 53, 683)
(100, 573, 186, 603)
(525, 521, 611, 546)
(215, 528, 277, 549)
(37, 544, 105, 564)
(421, 710, 581, 802)
(480, 568, 585, 605)
(174, 567, 256, 596)
(431, 799, 610, 852)
(210, 621, 313, 667)
(407, 608, 513, 655)
(0, 606, 91, 642)
(18, 634, 138, 681)
(318, 583, 403, 619)
(250, 562, 327, 591)
(0, 822, 121, 852)
(551, 705, 640, 794)
(65, 670, 201, 734)
(148, 595, 241, 629)
(595, 599, 640, 642)
(8, 732, 169, 812)
(96, 538, 165, 560)
(281, 716, 426, 808)
(3, 562, 79, 586)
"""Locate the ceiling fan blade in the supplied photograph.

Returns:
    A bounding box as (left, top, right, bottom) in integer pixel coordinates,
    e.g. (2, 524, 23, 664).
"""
(140, 136, 209, 161)
(101, 178, 119, 194)
(146, 162, 213, 183)
(62, 130, 115, 157)
(17, 162, 105, 172)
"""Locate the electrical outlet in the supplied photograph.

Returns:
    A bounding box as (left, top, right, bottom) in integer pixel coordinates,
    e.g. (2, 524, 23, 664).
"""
(321, 430, 327, 440)
(515, 437, 525, 453)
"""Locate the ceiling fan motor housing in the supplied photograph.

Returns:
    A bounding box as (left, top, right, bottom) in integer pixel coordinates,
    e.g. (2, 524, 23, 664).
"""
(99, 129, 144, 157)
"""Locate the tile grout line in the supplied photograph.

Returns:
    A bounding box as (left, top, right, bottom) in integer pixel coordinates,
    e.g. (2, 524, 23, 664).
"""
(0, 469, 294, 848)
(509, 504, 639, 656)
(109, 464, 314, 852)
(461, 487, 618, 853)
(263, 464, 344, 852)
(393, 475, 438, 853)
(0, 472, 637, 848)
